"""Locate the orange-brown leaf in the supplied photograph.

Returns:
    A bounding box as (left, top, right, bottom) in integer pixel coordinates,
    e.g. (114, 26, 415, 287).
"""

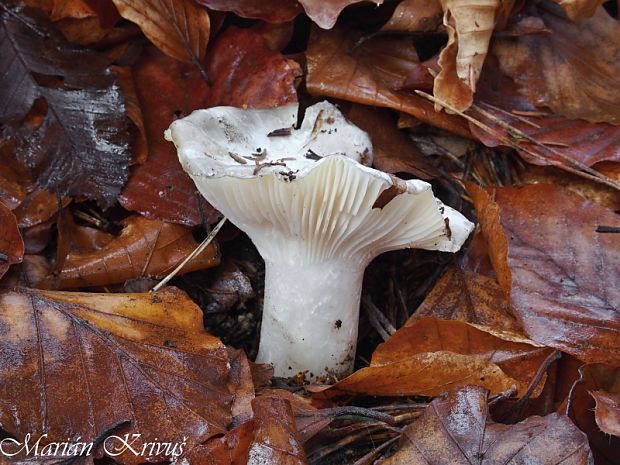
(56, 215, 219, 288)
(299, 0, 384, 29)
(380, 0, 443, 33)
(112, 0, 210, 65)
(0, 201, 24, 279)
(0, 287, 241, 465)
(470, 183, 620, 364)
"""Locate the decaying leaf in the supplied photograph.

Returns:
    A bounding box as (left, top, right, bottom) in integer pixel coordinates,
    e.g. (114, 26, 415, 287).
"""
(195, 0, 302, 23)
(207, 26, 301, 108)
(565, 364, 620, 465)
(119, 46, 218, 225)
(469, 183, 620, 364)
(323, 317, 552, 398)
(55, 215, 220, 288)
(51, 0, 120, 45)
(0, 202, 24, 280)
(412, 266, 523, 333)
(494, 5, 620, 125)
(181, 396, 308, 465)
(306, 26, 471, 137)
(435, 0, 514, 112)
(111, 0, 210, 66)
(0, 287, 245, 464)
(552, 0, 605, 20)
(380, 0, 443, 33)
(0, 4, 132, 208)
(380, 386, 591, 465)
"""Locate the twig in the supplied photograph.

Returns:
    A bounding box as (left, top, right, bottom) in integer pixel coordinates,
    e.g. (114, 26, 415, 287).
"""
(151, 217, 227, 292)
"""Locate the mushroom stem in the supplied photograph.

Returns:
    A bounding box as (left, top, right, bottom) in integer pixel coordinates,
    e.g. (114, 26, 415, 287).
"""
(257, 259, 365, 379)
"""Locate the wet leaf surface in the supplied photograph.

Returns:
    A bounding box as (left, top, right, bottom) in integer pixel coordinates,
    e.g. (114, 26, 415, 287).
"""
(206, 26, 301, 108)
(54, 215, 220, 289)
(380, 386, 591, 465)
(0, 287, 243, 464)
(118, 46, 218, 225)
(0, 202, 24, 280)
(323, 317, 552, 398)
(0, 4, 132, 208)
(470, 183, 620, 364)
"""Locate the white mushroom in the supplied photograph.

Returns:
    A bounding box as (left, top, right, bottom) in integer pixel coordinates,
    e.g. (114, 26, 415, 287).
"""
(165, 101, 474, 380)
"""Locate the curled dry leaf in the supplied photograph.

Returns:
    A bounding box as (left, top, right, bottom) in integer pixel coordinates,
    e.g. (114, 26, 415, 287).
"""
(119, 46, 218, 225)
(195, 0, 301, 24)
(51, 0, 120, 45)
(380, 386, 591, 465)
(207, 27, 301, 108)
(494, 6, 620, 125)
(552, 0, 605, 20)
(181, 396, 308, 465)
(469, 183, 620, 364)
(565, 364, 620, 465)
(55, 215, 220, 289)
(298, 0, 384, 29)
(323, 317, 552, 398)
(306, 26, 470, 137)
(0, 5, 132, 208)
(411, 266, 523, 333)
(380, 0, 443, 33)
(111, 0, 210, 66)
(0, 287, 244, 465)
(0, 202, 24, 280)
(435, 0, 514, 112)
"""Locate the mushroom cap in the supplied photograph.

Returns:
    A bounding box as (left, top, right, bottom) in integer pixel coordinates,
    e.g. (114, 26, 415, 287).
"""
(165, 101, 372, 180)
(166, 102, 474, 264)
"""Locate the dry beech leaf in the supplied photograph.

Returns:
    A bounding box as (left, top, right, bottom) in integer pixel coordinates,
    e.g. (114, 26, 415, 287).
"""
(591, 390, 620, 437)
(552, 0, 604, 20)
(494, 6, 620, 125)
(435, 0, 514, 112)
(0, 5, 132, 208)
(565, 364, 620, 465)
(411, 266, 523, 333)
(323, 317, 552, 398)
(55, 215, 220, 289)
(380, 0, 443, 33)
(111, 0, 210, 66)
(0, 287, 243, 465)
(306, 26, 471, 137)
(181, 396, 308, 465)
(472, 61, 620, 168)
(195, 0, 301, 24)
(0, 202, 24, 280)
(344, 104, 438, 180)
(469, 183, 620, 364)
(298, 0, 384, 29)
(119, 46, 218, 225)
(380, 386, 591, 465)
(206, 26, 301, 108)
(52, 0, 120, 45)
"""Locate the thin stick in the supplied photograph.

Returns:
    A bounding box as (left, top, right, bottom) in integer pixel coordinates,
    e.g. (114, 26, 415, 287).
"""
(151, 217, 227, 292)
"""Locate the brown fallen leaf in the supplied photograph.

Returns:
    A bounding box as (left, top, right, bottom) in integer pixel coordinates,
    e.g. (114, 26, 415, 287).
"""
(380, 0, 443, 33)
(565, 364, 620, 465)
(195, 0, 302, 23)
(111, 0, 210, 67)
(412, 266, 523, 333)
(0, 201, 24, 280)
(55, 215, 220, 288)
(52, 0, 120, 45)
(344, 104, 438, 180)
(380, 386, 591, 465)
(469, 183, 620, 364)
(119, 46, 218, 225)
(306, 26, 471, 138)
(494, 5, 620, 125)
(323, 317, 552, 398)
(0, 287, 243, 465)
(200, 259, 255, 313)
(206, 26, 301, 108)
(435, 0, 515, 112)
(298, 0, 384, 29)
(552, 0, 604, 20)
(181, 396, 308, 465)
(591, 390, 620, 437)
